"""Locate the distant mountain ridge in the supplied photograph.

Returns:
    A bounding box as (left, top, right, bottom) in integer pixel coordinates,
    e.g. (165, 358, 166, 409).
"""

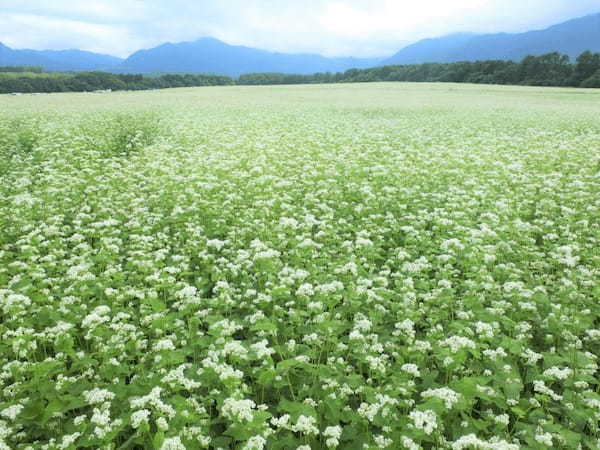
(118, 37, 380, 76)
(0, 43, 123, 71)
(1, 12, 599, 75)
(383, 12, 600, 65)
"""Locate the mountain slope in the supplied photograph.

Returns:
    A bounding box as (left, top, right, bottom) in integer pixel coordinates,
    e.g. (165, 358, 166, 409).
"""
(383, 12, 600, 65)
(118, 37, 380, 76)
(0, 43, 124, 71)
(2, 11, 600, 75)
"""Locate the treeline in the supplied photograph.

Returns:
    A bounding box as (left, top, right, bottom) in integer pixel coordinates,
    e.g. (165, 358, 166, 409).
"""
(0, 71, 234, 94)
(238, 72, 344, 85)
(2, 51, 600, 94)
(240, 51, 600, 88)
(0, 65, 44, 73)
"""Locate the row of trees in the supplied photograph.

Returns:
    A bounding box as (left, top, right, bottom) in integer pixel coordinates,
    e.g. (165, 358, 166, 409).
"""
(2, 51, 599, 93)
(0, 72, 234, 94)
(240, 51, 600, 88)
(0, 65, 44, 73)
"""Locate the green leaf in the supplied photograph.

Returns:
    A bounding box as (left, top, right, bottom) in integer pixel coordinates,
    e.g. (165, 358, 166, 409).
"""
(278, 399, 316, 418)
(152, 431, 165, 450)
(21, 399, 45, 420)
(42, 398, 67, 424)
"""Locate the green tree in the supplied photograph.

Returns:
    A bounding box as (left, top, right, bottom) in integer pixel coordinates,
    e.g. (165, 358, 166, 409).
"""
(580, 69, 600, 88)
(520, 52, 572, 86)
(572, 51, 600, 86)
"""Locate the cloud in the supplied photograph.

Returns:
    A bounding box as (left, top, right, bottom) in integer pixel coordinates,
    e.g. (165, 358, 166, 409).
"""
(0, 0, 598, 58)
(0, 12, 142, 56)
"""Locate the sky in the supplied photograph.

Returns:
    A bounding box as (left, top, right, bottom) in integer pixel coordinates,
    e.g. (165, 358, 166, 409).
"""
(1, 1, 599, 58)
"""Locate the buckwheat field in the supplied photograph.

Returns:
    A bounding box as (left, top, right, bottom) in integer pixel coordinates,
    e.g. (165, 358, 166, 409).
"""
(1, 83, 600, 450)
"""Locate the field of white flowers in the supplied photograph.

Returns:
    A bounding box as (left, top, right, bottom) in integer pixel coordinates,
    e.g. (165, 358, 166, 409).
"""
(1, 83, 600, 449)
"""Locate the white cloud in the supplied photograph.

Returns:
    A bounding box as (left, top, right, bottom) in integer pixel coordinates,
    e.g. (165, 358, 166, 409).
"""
(0, 12, 143, 56)
(0, 0, 598, 58)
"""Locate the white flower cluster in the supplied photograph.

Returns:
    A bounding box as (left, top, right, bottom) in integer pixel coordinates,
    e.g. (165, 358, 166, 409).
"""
(221, 398, 257, 422)
(451, 434, 519, 450)
(2, 81, 599, 450)
(323, 425, 343, 448)
(83, 388, 115, 405)
(421, 387, 461, 409)
(130, 387, 176, 419)
(439, 336, 476, 353)
(409, 410, 438, 435)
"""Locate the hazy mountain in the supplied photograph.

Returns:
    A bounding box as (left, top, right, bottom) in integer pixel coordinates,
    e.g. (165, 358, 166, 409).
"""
(383, 12, 600, 65)
(0, 43, 124, 71)
(118, 37, 380, 76)
(2, 12, 599, 75)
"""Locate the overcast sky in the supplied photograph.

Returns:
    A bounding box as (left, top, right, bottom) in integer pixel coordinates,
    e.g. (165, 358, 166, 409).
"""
(1, 1, 599, 58)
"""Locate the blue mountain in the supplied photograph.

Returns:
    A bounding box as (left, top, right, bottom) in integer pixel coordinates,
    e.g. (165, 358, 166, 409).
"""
(118, 37, 380, 76)
(383, 12, 600, 65)
(1, 12, 599, 75)
(0, 42, 123, 71)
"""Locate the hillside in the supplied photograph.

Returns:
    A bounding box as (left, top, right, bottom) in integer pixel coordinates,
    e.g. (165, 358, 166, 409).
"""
(118, 37, 379, 76)
(383, 12, 600, 65)
(2, 12, 599, 74)
(0, 43, 123, 71)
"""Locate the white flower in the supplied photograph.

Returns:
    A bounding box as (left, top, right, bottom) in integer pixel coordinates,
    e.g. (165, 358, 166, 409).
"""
(222, 398, 256, 422)
(160, 436, 186, 450)
(374, 435, 393, 448)
(535, 432, 553, 446)
(354, 317, 372, 332)
(83, 388, 115, 405)
(521, 349, 543, 365)
(157, 417, 169, 431)
(475, 322, 494, 338)
(533, 380, 563, 401)
(74, 415, 86, 426)
(0, 405, 23, 421)
(395, 319, 415, 340)
(296, 283, 314, 297)
(483, 348, 507, 361)
(439, 336, 476, 353)
(223, 340, 248, 359)
(58, 432, 82, 449)
(154, 339, 176, 351)
(494, 414, 510, 426)
(542, 366, 573, 380)
(324, 425, 343, 448)
(401, 363, 421, 377)
(207, 239, 226, 250)
(409, 409, 437, 435)
(130, 387, 176, 419)
(421, 387, 461, 409)
(451, 434, 519, 450)
(271, 414, 291, 429)
(243, 435, 267, 450)
(131, 409, 151, 428)
(291, 415, 319, 435)
(81, 305, 111, 328)
(356, 237, 373, 247)
(401, 436, 420, 450)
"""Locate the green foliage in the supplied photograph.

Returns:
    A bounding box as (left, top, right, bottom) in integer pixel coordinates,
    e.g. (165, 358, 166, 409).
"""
(239, 51, 600, 88)
(581, 69, 600, 88)
(77, 112, 163, 157)
(0, 116, 41, 176)
(520, 52, 573, 86)
(0, 71, 234, 94)
(3, 51, 600, 95)
(572, 51, 600, 86)
(1, 83, 600, 449)
(104, 113, 162, 157)
(0, 65, 43, 73)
